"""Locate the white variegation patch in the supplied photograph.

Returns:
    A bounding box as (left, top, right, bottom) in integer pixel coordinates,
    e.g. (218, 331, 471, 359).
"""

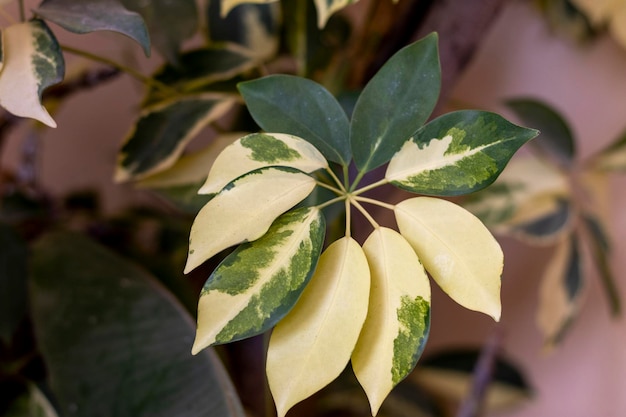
(199, 132, 328, 195)
(0, 20, 64, 127)
(313, 0, 359, 28)
(395, 197, 503, 321)
(352, 228, 430, 415)
(185, 167, 316, 273)
(267, 237, 370, 417)
(221, 0, 278, 17)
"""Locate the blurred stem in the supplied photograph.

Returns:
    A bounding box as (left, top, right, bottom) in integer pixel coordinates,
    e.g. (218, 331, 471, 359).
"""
(18, 0, 26, 21)
(61, 45, 176, 95)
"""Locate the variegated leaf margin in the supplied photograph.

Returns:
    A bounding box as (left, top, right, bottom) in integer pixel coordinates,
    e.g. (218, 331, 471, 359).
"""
(185, 166, 316, 273)
(386, 111, 538, 196)
(0, 20, 64, 127)
(352, 227, 431, 415)
(267, 237, 370, 417)
(199, 132, 328, 195)
(192, 207, 325, 352)
(395, 197, 503, 320)
(221, 0, 278, 18)
(313, 0, 358, 28)
(115, 94, 237, 182)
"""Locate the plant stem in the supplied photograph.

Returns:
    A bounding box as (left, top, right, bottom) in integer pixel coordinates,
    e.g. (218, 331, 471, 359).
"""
(344, 199, 351, 238)
(326, 166, 347, 193)
(315, 195, 346, 211)
(61, 45, 176, 95)
(315, 180, 343, 195)
(353, 195, 395, 211)
(18, 0, 25, 22)
(352, 177, 389, 196)
(350, 197, 380, 229)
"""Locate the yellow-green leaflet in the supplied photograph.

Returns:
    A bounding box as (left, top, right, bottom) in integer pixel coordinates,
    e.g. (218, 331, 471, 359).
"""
(0, 20, 63, 127)
(191, 207, 325, 353)
(199, 133, 328, 195)
(221, 0, 278, 17)
(185, 167, 316, 273)
(352, 228, 431, 416)
(395, 197, 502, 321)
(267, 237, 370, 417)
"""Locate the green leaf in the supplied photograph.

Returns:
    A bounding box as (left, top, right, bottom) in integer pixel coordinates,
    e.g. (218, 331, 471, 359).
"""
(185, 166, 317, 273)
(582, 213, 621, 316)
(29, 231, 246, 417)
(4, 381, 59, 417)
(352, 228, 431, 415)
(537, 235, 584, 347)
(412, 349, 533, 413)
(115, 94, 237, 182)
(238, 75, 351, 165)
(152, 46, 259, 95)
(462, 155, 571, 244)
(221, 0, 279, 17)
(312, 0, 358, 28)
(267, 237, 370, 417)
(0, 20, 64, 127)
(35, 0, 150, 56)
(121, 0, 197, 64)
(350, 33, 440, 174)
(395, 197, 503, 321)
(506, 98, 576, 166)
(207, 0, 280, 60)
(386, 111, 539, 196)
(199, 132, 328, 195)
(0, 223, 28, 345)
(147, 181, 213, 214)
(192, 207, 325, 352)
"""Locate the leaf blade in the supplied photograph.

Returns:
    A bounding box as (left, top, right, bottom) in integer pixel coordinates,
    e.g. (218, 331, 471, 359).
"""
(350, 33, 440, 173)
(238, 74, 351, 165)
(185, 167, 316, 273)
(192, 207, 325, 352)
(395, 197, 503, 320)
(352, 227, 431, 415)
(267, 237, 370, 417)
(386, 111, 539, 196)
(0, 20, 64, 127)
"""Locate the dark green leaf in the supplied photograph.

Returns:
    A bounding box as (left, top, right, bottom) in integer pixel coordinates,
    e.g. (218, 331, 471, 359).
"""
(513, 198, 572, 241)
(350, 33, 441, 173)
(4, 381, 59, 417)
(582, 213, 621, 316)
(239, 75, 351, 164)
(35, 0, 150, 56)
(121, 0, 198, 64)
(29, 231, 246, 417)
(589, 128, 626, 172)
(116, 95, 236, 181)
(207, 0, 280, 59)
(506, 98, 576, 166)
(150, 181, 213, 214)
(0, 223, 29, 345)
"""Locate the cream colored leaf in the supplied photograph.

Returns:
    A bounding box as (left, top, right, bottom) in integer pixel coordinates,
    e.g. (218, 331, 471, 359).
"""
(312, 0, 359, 28)
(395, 197, 502, 321)
(0, 20, 64, 127)
(137, 133, 243, 188)
(570, 0, 622, 24)
(221, 0, 278, 17)
(267, 237, 370, 417)
(184, 167, 316, 273)
(352, 228, 431, 415)
(199, 132, 328, 195)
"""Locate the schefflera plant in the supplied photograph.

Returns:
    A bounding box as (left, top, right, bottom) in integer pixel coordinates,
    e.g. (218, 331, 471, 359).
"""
(184, 33, 538, 417)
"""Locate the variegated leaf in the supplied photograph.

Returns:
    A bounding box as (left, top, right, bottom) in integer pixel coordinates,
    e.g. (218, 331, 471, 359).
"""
(137, 132, 243, 188)
(221, 0, 278, 17)
(0, 20, 64, 127)
(352, 227, 431, 415)
(537, 236, 585, 348)
(115, 94, 237, 182)
(386, 111, 538, 196)
(313, 0, 359, 28)
(35, 0, 151, 55)
(395, 197, 502, 321)
(462, 155, 570, 243)
(267, 237, 370, 417)
(589, 129, 626, 172)
(199, 132, 328, 195)
(185, 167, 316, 273)
(192, 207, 325, 353)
